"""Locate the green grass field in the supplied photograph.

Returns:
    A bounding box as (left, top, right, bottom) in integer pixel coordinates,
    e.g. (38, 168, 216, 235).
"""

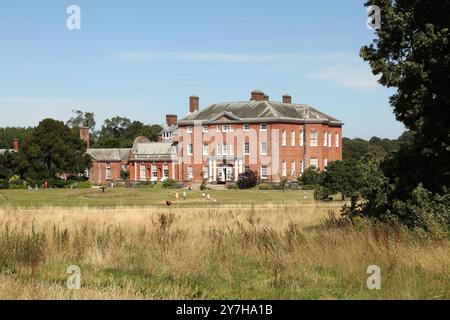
(0, 188, 317, 207)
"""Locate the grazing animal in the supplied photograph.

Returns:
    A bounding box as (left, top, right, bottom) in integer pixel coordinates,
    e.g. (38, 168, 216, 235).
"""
(166, 200, 172, 207)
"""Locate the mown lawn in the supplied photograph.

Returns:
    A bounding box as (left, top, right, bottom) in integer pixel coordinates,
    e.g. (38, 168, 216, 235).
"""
(0, 188, 318, 207)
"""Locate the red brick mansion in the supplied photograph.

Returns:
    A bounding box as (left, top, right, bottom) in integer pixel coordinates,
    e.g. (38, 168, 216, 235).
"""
(84, 90, 343, 184)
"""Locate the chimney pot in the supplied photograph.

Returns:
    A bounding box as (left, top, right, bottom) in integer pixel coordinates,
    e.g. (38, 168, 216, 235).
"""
(282, 94, 292, 104)
(189, 96, 200, 113)
(166, 114, 178, 126)
(251, 90, 265, 102)
(12, 139, 20, 152)
(79, 127, 90, 149)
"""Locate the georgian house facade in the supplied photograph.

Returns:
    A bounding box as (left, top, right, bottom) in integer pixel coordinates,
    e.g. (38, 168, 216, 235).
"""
(176, 91, 343, 183)
(83, 90, 343, 184)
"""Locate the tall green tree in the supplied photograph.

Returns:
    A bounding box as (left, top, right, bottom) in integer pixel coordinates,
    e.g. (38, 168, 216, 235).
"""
(18, 119, 91, 179)
(320, 159, 363, 201)
(66, 110, 96, 131)
(361, 0, 450, 193)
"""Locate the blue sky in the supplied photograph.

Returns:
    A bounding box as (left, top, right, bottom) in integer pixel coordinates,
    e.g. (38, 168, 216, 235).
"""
(0, 0, 405, 139)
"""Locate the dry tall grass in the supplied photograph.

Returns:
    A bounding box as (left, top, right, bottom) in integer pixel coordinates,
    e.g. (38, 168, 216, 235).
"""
(0, 204, 448, 300)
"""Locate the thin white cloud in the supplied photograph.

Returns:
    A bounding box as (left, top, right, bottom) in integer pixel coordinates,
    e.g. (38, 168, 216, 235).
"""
(114, 51, 347, 64)
(308, 64, 381, 90)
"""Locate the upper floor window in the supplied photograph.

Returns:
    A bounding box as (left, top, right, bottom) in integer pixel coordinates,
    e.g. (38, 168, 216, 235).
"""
(281, 130, 287, 146)
(290, 131, 295, 147)
(187, 143, 193, 156)
(244, 142, 250, 155)
(222, 125, 229, 132)
(260, 124, 267, 131)
(203, 143, 209, 156)
(310, 131, 318, 147)
(328, 132, 332, 147)
(261, 142, 267, 155)
(202, 125, 209, 133)
(217, 143, 222, 156)
(323, 132, 328, 147)
(223, 143, 228, 156)
(243, 124, 250, 131)
(187, 126, 193, 133)
(335, 133, 340, 147)
(299, 131, 304, 146)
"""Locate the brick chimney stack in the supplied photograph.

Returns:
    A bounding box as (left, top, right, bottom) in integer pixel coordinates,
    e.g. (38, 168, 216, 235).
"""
(12, 139, 20, 152)
(282, 94, 292, 104)
(264, 95, 270, 101)
(79, 127, 90, 149)
(189, 96, 200, 113)
(251, 90, 265, 101)
(166, 114, 178, 127)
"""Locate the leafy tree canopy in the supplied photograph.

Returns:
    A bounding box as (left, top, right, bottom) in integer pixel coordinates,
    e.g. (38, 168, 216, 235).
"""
(17, 118, 91, 180)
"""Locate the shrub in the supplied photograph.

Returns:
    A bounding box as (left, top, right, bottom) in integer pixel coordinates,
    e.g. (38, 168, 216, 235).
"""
(236, 170, 258, 189)
(0, 179, 8, 189)
(120, 170, 129, 181)
(299, 167, 321, 186)
(256, 184, 274, 190)
(226, 182, 238, 189)
(162, 178, 177, 189)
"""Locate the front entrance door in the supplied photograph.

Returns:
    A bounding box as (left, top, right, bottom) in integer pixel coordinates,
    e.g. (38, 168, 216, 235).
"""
(218, 165, 233, 183)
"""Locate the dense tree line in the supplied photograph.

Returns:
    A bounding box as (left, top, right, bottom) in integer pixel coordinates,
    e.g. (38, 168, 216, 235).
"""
(0, 127, 34, 149)
(343, 131, 412, 160)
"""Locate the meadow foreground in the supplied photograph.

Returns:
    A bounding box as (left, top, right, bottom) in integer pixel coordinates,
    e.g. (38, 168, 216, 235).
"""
(0, 194, 448, 300)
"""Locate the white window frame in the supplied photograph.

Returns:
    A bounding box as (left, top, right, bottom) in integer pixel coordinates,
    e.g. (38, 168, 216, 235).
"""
(291, 161, 296, 177)
(163, 164, 169, 179)
(151, 164, 158, 180)
(229, 144, 234, 156)
(300, 161, 305, 174)
(106, 162, 111, 180)
(290, 130, 295, 147)
(217, 143, 222, 156)
(202, 125, 209, 133)
(282, 160, 287, 177)
(324, 158, 328, 170)
(202, 166, 209, 179)
(323, 132, 328, 147)
(261, 166, 268, 179)
(310, 158, 319, 169)
(203, 143, 209, 156)
(187, 143, 193, 156)
(187, 126, 193, 134)
(223, 143, 228, 156)
(260, 124, 267, 131)
(187, 166, 193, 180)
(244, 142, 250, 155)
(243, 124, 250, 132)
(140, 162, 146, 181)
(260, 142, 267, 155)
(335, 133, 340, 147)
(282, 130, 287, 147)
(299, 131, 304, 146)
(310, 131, 318, 147)
(328, 132, 332, 147)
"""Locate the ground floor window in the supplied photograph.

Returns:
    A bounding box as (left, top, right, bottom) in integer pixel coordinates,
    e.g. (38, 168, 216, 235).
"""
(291, 161, 296, 177)
(187, 166, 193, 179)
(140, 162, 146, 181)
(261, 166, 268, 179)
(282, 161, 287, 177)
(151, 164, 158, 180)
(163, 164, 169, 178)
(202, 166, 209, 179)
(300, 161, 305, 174)
(310, 158, 319, 169)
(106, 162, 111, 180)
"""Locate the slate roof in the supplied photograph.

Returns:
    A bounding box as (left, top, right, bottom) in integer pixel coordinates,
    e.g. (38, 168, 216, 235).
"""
(87, 148, 131, 162)
(178, 100, 342, 125)
(132, 142, 177, 161)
